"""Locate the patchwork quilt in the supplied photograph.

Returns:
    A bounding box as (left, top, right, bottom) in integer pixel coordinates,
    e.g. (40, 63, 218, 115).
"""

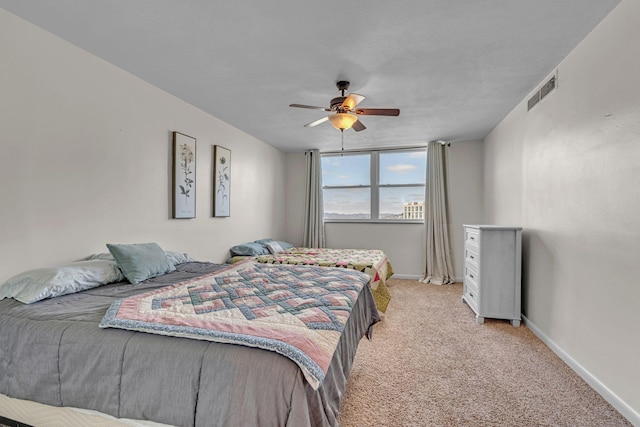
(100, 261, 371, 390)
(255, 247, 394, 312)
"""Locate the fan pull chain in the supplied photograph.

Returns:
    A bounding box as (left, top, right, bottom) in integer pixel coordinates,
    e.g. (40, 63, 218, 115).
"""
(341, 130, 344, 155)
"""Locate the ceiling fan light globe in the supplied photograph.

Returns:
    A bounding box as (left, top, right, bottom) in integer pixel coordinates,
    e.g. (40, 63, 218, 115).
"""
(328, 113, 358, 130)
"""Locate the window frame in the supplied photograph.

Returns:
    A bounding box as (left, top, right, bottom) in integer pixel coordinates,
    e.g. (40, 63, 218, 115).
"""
(321, 148, 426, 224)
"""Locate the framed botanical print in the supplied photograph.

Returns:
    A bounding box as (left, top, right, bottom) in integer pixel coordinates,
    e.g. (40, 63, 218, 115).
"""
(172, 132, 196, 219)
(213, 145, 231, 217)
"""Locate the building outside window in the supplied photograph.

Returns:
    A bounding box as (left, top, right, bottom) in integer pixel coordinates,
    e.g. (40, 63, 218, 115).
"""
(403, 201, 424, 219)
(321, 148, 426, 222)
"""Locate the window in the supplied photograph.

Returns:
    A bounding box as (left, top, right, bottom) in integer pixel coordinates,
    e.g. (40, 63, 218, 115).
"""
(321, 148, 426, 222)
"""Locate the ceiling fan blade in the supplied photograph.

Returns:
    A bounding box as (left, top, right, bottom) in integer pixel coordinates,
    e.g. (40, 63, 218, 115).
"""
(355, 108, 400, 116)
(290, 104, 331, 111)
(304, 116, 329, 128)
(341, 93, 365, 111)
(352, 119, 366, 132)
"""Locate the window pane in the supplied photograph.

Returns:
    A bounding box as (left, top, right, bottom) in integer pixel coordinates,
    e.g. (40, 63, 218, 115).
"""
(379, 150, 426, 185)
(323, 188, 371, 219)
(379, 187, 425, 220)
(321, 154, 370, 187)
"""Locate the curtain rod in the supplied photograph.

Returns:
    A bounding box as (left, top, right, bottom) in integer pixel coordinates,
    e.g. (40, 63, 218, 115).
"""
(320, 143, 431, 155)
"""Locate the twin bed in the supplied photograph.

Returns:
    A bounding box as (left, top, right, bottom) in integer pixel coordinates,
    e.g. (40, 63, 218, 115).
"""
(0, 244, 389, 427)
(231, 244, 394, 313)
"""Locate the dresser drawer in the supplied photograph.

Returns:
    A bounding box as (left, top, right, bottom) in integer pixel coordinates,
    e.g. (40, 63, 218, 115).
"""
(464, 246, 480, 270)
(464, 264, 480, 285)
(465, 227, 480, 245)
(463, 280, 479, 310)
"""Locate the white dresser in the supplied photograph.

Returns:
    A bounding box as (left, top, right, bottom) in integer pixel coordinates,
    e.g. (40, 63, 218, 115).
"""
(462, 225, 522, 326)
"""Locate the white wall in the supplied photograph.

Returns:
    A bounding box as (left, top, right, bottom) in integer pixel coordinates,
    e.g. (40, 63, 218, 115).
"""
(0, 10, 287, 283)
(325, 222, 425, 278)
(283, 152, 306, 246)
(483, 0, 640, 421)
(284, 142, 484, 278)
(448, 140, 484, 278)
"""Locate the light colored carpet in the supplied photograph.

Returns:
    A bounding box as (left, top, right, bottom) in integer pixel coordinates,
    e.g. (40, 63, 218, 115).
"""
(338, 279, 631, 427)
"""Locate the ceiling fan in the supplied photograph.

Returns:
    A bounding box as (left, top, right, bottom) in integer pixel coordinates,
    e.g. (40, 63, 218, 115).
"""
(289, 81, 400, 132)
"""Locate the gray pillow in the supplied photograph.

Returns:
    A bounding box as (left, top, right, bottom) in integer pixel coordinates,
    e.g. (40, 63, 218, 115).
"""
(107, 242, 176, 284)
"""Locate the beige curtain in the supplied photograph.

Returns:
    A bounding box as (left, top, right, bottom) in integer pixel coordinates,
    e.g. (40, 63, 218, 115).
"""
(303, 150, 325, 248)
(420, 141, 455, 285)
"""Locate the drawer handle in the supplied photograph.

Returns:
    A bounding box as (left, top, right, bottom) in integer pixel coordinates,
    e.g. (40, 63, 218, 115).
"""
(470, 274, 474, 279)
(470, 255, 475, 260)
(469, 292, 474, 298)
(470, 236, 475, 240)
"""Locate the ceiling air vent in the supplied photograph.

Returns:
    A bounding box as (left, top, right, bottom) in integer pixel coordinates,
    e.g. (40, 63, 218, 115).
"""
(527, 72, 557, 111)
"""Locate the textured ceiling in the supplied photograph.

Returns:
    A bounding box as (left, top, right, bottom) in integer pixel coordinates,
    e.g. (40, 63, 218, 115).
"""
(0, 1, 621, 152)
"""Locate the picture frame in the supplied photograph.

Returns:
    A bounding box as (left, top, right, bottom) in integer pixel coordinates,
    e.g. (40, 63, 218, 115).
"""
(213, 145, 231, 217)
(172, 132, 196, 219)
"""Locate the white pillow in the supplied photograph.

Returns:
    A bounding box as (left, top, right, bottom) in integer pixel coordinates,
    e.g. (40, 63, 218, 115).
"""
(0, 259, 125, 304)
(164, 250, 195, 265)
(265, 241, 284, 254)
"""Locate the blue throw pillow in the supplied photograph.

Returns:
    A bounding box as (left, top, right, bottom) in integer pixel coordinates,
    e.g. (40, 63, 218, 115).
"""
(107, 243, 176, 284)
(230, 242, 270, 257)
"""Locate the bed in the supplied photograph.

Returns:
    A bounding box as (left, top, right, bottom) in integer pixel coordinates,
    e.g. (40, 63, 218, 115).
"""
(0, 256, 380, 427)
(230, 242, 394, 313)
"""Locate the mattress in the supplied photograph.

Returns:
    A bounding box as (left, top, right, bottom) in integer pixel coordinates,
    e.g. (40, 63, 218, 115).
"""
(0, 393, 170, 426)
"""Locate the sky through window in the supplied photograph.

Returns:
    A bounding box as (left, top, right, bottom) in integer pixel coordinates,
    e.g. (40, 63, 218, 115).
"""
(321, 149, 426, 219)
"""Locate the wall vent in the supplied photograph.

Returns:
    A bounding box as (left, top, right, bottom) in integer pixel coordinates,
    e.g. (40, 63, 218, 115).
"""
(540, 75, 556, 99)
(527, 92, 540, 110)
(527, 72, 557, 111)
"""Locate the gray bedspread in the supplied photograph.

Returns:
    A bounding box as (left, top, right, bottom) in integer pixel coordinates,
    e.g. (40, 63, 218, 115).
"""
(0, 262, 380, 427)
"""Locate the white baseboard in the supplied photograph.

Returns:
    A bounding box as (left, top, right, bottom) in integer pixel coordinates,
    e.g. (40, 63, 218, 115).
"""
(389, 274, 421, 280)
(522, 315, 640, 426)
(389, 275, 463, 282)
